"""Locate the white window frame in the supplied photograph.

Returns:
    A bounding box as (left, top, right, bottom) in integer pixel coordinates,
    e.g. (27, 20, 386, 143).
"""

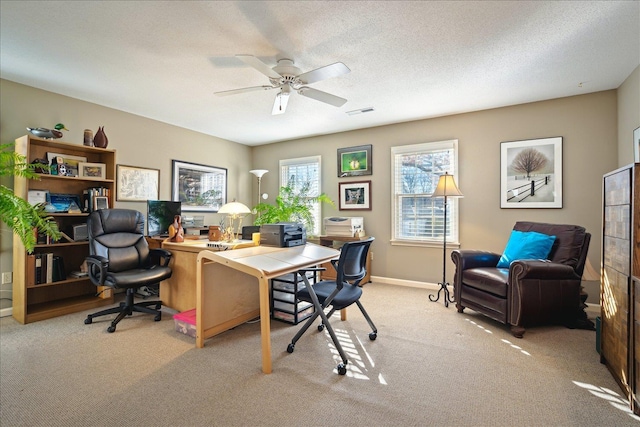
(279, 155, 323, 236)
(390, 140, 460, 247)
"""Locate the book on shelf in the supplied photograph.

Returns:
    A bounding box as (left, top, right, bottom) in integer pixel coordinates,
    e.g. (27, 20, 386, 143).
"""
(35, 253, 43, 284)
(26, 254, 36, 286)
(83, 187, 111, 213)
(45, 252, 54, 283)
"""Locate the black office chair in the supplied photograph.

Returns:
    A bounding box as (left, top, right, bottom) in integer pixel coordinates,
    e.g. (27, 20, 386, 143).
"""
(84, 209, 173, 333)
(287, 237, 376, 375)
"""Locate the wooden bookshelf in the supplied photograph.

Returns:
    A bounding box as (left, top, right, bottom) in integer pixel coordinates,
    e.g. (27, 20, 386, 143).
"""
(12, 135, 116, 324)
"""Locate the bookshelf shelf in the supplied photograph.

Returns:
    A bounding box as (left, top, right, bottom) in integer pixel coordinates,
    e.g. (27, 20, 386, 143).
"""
(12, 135, 116, 324)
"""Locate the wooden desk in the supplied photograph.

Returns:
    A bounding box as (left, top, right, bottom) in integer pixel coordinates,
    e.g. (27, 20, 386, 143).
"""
(160, 239, 254, 312)
(196, 243, 340, 374)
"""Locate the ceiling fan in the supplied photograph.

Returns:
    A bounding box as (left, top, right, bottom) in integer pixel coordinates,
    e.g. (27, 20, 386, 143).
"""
(214, 55, 350, 115)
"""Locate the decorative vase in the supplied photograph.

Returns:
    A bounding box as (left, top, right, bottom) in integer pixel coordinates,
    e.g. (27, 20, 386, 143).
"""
(83, 129, 93, 146)
(208, 225, 221, 241)
(93, 126, 108, 148)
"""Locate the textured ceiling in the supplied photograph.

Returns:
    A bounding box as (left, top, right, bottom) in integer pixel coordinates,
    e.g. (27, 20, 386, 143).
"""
(1, 1, 638, 146)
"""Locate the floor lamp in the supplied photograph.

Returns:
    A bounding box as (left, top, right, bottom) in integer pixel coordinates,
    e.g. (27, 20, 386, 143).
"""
(428, 172, 463, 307)
(249, 169, 269, 206)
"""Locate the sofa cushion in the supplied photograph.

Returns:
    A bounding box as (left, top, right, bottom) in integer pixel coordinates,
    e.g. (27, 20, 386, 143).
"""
(462, 267, 510, 298)
(496, 230, 556, 268)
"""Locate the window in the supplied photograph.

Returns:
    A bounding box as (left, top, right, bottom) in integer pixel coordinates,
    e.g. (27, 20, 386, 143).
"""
(280, 156, 323, 235)
(391, 140, 459, 245)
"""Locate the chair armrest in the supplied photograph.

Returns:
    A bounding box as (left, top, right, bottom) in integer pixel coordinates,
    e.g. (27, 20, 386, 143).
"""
(85, 255, 108, 286)
(150, 248, 172, 267)
(508, 260, 582, 327)
(451, 250, 501, 270)
(509, 260, 580, 281)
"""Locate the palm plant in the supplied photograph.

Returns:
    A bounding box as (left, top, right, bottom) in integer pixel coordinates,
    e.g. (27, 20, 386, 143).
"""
(1, 142, 60, 253)
(253, 181, 334, 234)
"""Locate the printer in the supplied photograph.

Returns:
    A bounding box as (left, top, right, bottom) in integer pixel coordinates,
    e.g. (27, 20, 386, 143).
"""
(323, 217, 364, 237)
(260, 223, 307, 247)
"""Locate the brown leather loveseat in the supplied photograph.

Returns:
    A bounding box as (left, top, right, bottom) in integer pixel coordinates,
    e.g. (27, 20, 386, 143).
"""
(451, 222, 593, 337)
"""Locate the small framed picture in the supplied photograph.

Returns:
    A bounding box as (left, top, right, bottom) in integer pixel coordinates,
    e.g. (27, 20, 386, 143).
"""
(339, 180, 371, 210)
(337, 144, 372, 177)
(78, 162, 106, 179)
(94, 196, 109, 211)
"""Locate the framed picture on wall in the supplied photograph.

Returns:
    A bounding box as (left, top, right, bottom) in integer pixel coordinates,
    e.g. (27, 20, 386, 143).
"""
(116, 164, 160, 202)
(337, 144, 372, 177)
(338, 180, 371, 210)
(171, 160, 227, 212)
(500, 136, 563, 208)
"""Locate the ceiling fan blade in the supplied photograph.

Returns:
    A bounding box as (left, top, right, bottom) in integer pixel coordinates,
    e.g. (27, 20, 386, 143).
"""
(214, 85, 276, 96)
(297, 62, 350, 84)
(298, 87, 347, 107)
(272, 86, 291, 115)
(236, 54, 282, 79)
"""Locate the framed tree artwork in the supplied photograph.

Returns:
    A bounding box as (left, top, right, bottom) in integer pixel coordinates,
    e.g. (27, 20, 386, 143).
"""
(500, 137, 562, 208)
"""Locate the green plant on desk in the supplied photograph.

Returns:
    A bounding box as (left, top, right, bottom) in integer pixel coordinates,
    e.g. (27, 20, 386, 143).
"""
(252, 182, 334, 235)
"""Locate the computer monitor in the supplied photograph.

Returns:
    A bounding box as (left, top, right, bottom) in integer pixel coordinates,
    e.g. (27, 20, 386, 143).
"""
(147, 200, 181, 237)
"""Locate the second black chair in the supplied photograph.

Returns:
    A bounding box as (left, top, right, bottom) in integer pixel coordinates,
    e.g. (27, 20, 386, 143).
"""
(287, 237, 376, 375)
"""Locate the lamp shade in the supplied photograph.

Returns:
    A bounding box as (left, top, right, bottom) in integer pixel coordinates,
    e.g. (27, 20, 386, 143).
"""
(432, 172, 463, 198)
(218, 201, 251, 215)
(250, 169, 269, 179)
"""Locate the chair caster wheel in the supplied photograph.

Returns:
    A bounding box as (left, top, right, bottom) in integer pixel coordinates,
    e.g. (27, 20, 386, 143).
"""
(369, 332, 377, 340)
(337, 363, 347, 375)
(84, 317, 92, 325)
(154, 314, 161, 321)
(107, 326, 116, 333)
(317, 324, 325, 332)
(287, 343, 295, 353)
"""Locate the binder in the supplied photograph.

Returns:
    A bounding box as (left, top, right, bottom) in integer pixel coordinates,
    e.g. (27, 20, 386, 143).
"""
(35, 253, 43, 284)
(45, 253, 54, 284)
(52, 256, 66, 282)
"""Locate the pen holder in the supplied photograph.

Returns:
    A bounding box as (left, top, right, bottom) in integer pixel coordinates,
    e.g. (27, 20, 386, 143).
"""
(252, 232, 261, 246)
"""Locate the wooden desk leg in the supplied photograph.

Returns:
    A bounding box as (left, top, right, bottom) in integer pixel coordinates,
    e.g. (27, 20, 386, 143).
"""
(341, 308, 347, 321)
(196, 257, 205, 349)
(258, 276, 272, 374)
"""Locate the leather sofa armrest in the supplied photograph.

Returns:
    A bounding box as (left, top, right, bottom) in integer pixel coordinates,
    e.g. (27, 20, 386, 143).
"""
(451, 250, 501, 270)
(509, 260, 580, 281)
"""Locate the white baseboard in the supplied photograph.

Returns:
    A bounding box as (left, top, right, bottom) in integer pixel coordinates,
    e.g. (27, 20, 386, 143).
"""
(0, 307, 13, 318)
(370, 275, 440, 290)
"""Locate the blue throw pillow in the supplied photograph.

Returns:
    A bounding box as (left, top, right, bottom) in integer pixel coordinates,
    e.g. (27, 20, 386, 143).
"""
(496, 230, 556, 268)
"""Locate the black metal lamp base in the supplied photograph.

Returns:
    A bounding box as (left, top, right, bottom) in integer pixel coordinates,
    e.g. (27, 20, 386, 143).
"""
(429, 282, 454, 307)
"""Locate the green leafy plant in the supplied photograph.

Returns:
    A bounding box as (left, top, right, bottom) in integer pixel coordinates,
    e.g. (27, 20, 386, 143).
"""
(1, 142, 60, 253)
(253, 182, 334, 234)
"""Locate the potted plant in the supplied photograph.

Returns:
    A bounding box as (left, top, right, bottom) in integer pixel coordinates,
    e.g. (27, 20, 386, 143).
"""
(1, 142, 60, 253)
(253, 181, 334, 236)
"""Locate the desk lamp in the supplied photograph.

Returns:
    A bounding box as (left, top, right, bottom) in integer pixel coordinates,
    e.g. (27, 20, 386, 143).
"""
(218, 201, 251, 242)
(249, 169, 269, 206)
(429, 172, 463, 307)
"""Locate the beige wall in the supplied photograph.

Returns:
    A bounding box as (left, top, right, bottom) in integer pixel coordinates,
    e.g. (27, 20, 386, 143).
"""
(618, 65, 640, 166)
(253, 90, 620, 292)
(2, 69, 638, 312)
(0, 79, 252, 311)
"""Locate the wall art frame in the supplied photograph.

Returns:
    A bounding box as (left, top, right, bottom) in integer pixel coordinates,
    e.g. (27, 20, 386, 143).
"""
(337, 144, 372, 177)
(338, 180, 372, 210)
(78, 162, 106, 179)
(171, 160, 227, 212)
(500, 136, 563, 209)
(116, 164, 160, 202)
